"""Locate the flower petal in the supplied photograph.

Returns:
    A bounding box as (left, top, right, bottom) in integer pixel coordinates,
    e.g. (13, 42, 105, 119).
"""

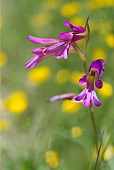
(25, 52, 53, 69)
(95, 80, 103, 89)
(47, 41, 70, 59)
(83, 92, 91, 107)
(27, 36, 60, 44)
(71, 34, 86, 42)
(25, 55, 41, 69)
(48, 93, 77, 102)
(79, 75, 87, 85)
(31, 47, 46, 54)
(47, 41, 65, 52)
(56, 43, 70, 59)
(58, 32, 73, 40)
(89, 59, 105, 78)
(64, 20, 86, 33)
(92, 91, 101, 107)
(75, 88, 87, 101)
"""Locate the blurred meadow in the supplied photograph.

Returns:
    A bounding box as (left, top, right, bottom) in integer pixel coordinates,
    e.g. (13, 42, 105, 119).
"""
(0, 0, 114, 169)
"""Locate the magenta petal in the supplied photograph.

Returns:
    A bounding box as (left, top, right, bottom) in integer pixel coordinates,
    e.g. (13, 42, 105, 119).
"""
(56, 43, 70, 59)
(83, 92, 91, 107)
(25, 55, 41, 69)
(79, 75, 87, 85)
(75, 88, 87, 101)
(47, 41, 70, 59)
(27, 36, 60, 44)
(95, 80, 103, 89)
(89, 59, 105, 78)
(71, 34, 86, 42)
(58, 32, 73, 40)
(64, 20, 86, 33)
(92, 91, 101, 107)
(48, 93, 77, 102)
(31, 47, 46, 54)
(47, 41, 65, 52)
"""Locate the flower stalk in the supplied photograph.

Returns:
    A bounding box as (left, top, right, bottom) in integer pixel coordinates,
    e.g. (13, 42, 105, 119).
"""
(89, 104, 98, 151)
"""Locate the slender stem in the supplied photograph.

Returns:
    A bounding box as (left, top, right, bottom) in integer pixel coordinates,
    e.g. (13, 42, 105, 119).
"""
(83, 59, 87, 73)
(94, 131, 104, 170)
(89, 104, 98, 151)
(83, 40, 87, 73)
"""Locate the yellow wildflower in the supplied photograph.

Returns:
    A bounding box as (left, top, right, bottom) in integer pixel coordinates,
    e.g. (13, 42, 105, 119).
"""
(45, 151, 60, 168)
(42, 0, 60, 10)
(0, 51, 7, 67)
(61, 100, 81, 114)
(71, 126, 83, 138)
(56, 69, 70, 83)
(27, 66, 51, 85)
(70, 17, 84, 26)
(88, 0, 114, 9)
(0, 17, 3, 29)
(4, 91, 28, 114)
(98, 82, 113, 98)
(71, 71, 84, 87)
(93, 48, 106, 61)
(30, 12, 52, 27)
(106, 33, 114, 48)
(0, 119, 9, 131)
(60, 2, 80, 17)
(103, 146, 114, 160)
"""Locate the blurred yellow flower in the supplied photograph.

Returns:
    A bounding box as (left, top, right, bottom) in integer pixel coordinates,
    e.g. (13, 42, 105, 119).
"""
(93, 48, 106, 61)
(56, 69, 70, 83)
(42, 0, 60, 9)
(61, 100, 81, 114)
(88, 0, 114, 9)
(106, 33, 114, 48)
(0, 119, 9, 131)
(4, 91, 28, 114)
(0, 51, 7, 67)
(103, 146, 114, 160)
(45, 151, 60, 168)
(60, 2, 80, 17)
(71, 126, 83, 138)
(70, 17, 84, 26)
(30, 12, 52, 27)
(27, 66, 51, 85)
(0, 17, 3, 29)
(71, 71, 84, 87)
(98, 82, 113, 98)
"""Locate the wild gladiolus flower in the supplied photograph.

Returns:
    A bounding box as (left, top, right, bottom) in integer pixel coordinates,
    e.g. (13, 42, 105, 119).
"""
(48, 59, 105, 108)
(25, 20, 86, 69)
(75, 59, 105, 107)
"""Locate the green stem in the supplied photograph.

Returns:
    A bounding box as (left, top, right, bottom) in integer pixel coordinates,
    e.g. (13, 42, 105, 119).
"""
(83, 39, 87, 73)
(94, 131, 104, 170)
(89, 105, 98, 151)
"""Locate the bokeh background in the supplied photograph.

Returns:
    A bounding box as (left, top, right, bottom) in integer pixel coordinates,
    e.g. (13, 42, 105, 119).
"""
(1, 0, 114, 169)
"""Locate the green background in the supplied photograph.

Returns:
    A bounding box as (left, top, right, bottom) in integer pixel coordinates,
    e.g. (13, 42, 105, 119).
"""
(1, 0, 114, 169)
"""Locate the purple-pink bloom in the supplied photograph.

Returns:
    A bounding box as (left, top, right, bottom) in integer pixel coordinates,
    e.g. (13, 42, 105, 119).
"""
(25, 21, 86, 69)
(75, 59, 105, 107)
(48, 93, 78, 102)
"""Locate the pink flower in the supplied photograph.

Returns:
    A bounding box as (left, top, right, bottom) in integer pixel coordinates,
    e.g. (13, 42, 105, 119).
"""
(25, 21, 86, 69)
(75, 59, 105, 107)
(48, 60, 105, 108)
